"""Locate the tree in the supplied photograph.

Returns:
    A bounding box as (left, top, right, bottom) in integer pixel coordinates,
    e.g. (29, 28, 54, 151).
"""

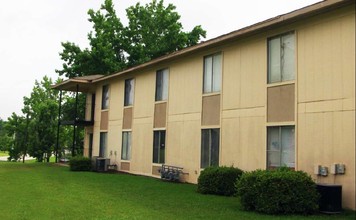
(22, 76, 59, 162)
(0, 119, 12, 153)
(56, 0, 206, 78)
(5, 113, 26, 161)
(124, 0, 206, 66)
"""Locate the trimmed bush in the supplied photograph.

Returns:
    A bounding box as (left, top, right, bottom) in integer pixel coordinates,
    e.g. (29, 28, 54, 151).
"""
(198, 166, 244, 196)
(236, 167, 319, 215)
(69, 156, 92, 171)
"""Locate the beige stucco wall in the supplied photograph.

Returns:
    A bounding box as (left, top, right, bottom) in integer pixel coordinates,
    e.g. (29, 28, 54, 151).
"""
(83, 4, 355, 210)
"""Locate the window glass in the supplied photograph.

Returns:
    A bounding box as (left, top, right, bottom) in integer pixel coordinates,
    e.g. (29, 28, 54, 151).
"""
(268, 32, 295, 83)
(212, 54, 222, 92)
(153, 130, 165, 164)
(201, 129, 210, 168)
(201, 129, 220, 168)
(124, 79, 134, 106)
(121, 132, 131, 160)
(268, 38, 281, 83)
(101, 85, 109, 109)
(155, 69, 169, 101)
(281, 34, 295, 81)
(281, 126, 295, 168)
(203, 56, 213, 93)
(99, 132, 107, 158)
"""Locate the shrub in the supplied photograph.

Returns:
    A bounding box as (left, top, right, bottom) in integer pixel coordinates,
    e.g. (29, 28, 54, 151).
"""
(69, 156, 92, 171)
(236, 168, 319, 215)
(198, 166, 244, 196)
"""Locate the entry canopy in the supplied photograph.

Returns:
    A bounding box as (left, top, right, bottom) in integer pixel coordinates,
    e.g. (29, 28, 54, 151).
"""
(51, 75, 104, 93)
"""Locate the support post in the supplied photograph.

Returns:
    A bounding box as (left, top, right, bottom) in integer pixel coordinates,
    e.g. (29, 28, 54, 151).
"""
(55, 90, 62, 163)
(72, 84, 79, 157)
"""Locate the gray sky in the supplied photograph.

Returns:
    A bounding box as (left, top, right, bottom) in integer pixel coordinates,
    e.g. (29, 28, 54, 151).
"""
(0, 0, 321, 120)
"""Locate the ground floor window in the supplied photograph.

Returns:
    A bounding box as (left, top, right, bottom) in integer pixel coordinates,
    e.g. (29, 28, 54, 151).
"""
(267, 126, 295, 169)
(121, 131, 131, 160)
(201, 129, 220, 168)
(88, 133, 93, 158)
(153, 130, 165, 164)
(99, 132, 107, 157)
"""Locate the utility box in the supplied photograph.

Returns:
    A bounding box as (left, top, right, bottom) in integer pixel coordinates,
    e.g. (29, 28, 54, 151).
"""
(96, 158, 110, 172)
(316, 183, 342, 213)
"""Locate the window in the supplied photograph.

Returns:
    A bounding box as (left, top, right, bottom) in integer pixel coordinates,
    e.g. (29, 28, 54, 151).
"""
(201, 129, 220, 168)
(203, 53, 221, 93)
(124, 78, 134, 106)
(155, 69, 169, 101)
(267, 126, 295, 169)
(99, 132, 107, 157)
(101, 85, 109, 109)
(268, 32, 295, 83)
(153, 130, 165, 164)
(88, 133, 93, 158)
(121, 131, 131, 160)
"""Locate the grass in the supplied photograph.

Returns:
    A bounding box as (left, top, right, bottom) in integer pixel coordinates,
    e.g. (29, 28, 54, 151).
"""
(0, 162, 354, 220)
(0, 151, 9, 156)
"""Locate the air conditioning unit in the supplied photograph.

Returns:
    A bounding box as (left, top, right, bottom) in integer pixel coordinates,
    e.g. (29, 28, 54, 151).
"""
(316, 183, 342, 213)
(91, 156, 99, 171)
(96, 158, 110, 172)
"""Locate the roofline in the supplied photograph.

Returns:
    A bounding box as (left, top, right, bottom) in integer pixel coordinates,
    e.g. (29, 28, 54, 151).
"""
(90, 0, 352, 83)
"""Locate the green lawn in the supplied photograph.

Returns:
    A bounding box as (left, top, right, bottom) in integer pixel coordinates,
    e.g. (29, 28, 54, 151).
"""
(0, 151, 9, 156)
(0, 162, 354, 220)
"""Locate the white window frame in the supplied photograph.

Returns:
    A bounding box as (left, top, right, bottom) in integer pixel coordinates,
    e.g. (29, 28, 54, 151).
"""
(124, 78, 134, 106)
(101, 85, 109, 110)
(203, 53, 222, 94)
(121, 131, 131, 160)
(155, 68, 169, 101)
(152, 130, 166, 164)
(99, 132, 107, 158)
(267, 126, 295, 169)
(201, 128, 220, 168)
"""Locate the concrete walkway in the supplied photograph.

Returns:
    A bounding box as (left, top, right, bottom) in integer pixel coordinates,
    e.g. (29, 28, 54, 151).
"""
(0, 155, 35, 162)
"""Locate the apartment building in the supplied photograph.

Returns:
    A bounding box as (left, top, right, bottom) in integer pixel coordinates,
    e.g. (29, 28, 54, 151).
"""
(53, 0, 355, 210)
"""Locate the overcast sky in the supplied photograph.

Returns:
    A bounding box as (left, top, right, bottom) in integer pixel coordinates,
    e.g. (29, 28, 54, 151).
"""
(0, 0, 321, 120)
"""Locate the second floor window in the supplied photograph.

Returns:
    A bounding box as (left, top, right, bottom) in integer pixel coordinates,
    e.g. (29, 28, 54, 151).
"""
(155, 69, 169, 101)
(268, 32, 295, 83)
(101, 85, 109, 110)
(124, 78, 134, 106)
(203, 53, 221, 94)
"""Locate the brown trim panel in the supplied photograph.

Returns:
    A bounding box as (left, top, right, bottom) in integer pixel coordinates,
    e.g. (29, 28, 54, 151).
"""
(123, 107, 133, 129)
(267, 84, 295, 122)
(100, 111, 109, 130)
(202, 95, 221, 126)
(154, 102, 167, 128)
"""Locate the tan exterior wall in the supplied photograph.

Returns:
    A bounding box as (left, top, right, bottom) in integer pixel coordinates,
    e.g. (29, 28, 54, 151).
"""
(296, 7, 355, 210)
(83, 4, 355, 209)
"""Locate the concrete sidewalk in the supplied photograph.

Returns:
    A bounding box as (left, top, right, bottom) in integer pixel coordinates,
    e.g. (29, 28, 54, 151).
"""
(0, 155, 35, 162)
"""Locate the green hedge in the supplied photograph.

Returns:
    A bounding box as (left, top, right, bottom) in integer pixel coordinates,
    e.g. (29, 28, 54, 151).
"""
(69, 156, 92, 171)
(236, 167, 319, 215)
(198, 166, 244, 196)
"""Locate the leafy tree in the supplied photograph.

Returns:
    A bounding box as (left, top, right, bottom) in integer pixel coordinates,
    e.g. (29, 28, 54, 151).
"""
(124, 0, 206, 66)
(22, 76, 60, 162)
(56, 0, 206, 78)
(0, 119, 12, 153)
(5, 113, 27, 161)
